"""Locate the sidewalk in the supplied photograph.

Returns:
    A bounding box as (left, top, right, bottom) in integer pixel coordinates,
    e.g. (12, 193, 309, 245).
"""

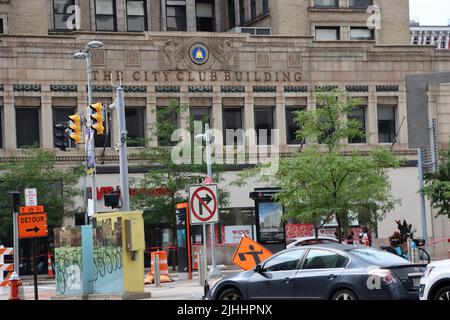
(0, 269, 238, 300)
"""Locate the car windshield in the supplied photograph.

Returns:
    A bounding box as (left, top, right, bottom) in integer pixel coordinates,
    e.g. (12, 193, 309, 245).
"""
(347, 248, 410, 266)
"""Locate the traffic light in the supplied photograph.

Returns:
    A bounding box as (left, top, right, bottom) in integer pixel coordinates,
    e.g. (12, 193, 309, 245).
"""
(54, 122, 69, 151)
(68, 113, 82, 144)
(90, 102, 105, 135)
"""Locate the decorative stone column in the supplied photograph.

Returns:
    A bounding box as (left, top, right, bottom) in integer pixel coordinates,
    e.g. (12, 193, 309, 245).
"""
(146, 86, 157, 147)
(397, 91, 408, 145)
(244, 86, 256, 159)
(367, 93, 378, 145)
(186, 0, 196, 32)
(40, 91, 53, 149)
(275, 87, 287, 146)
(3, 85, 16, 149)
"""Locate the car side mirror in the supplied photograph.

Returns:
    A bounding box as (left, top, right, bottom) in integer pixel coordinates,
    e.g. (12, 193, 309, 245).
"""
(255, 264, 263, 273)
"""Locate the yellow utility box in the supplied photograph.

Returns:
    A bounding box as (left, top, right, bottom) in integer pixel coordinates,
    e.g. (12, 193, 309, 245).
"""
(92, 210, 145, 294)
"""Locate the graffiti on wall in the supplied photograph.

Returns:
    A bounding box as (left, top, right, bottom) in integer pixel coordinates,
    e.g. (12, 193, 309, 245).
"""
(92, 217, 123, 293)
(54, 227, 83, 295)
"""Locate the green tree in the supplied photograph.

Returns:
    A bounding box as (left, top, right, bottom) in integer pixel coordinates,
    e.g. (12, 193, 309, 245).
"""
(235, 89, 400, 241)
(0, 148, 83, 245)
(423, 146, 450, 218)
(131, 100, 229, 226)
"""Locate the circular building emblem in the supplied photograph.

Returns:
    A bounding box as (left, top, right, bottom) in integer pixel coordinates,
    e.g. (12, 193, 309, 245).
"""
(189, 44, 209, 65)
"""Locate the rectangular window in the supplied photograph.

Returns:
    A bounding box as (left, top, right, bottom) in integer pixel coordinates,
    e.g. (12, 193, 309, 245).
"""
(378, 105, 396, 143)
(348, 107, 366, 144)
(127, 0, 147, 32)
(223, 107, 243, 145)
(286, 107, 304, 145)
(52, 107, 75, 148)
(250, 0, 257, 20)
(254, 107, 274, 145)
(349, 0, 373, 8)
(228, 0, 236, 29)
(239, 0, 245, 26)
(125, 107, 145, 146)
(350, 27, 374, 40)
(314, 0, 339, 7)
(262, 0, 269, 14)
(53, 0, 75, 30)
(190, 107, 211, 128)
(16, 108, 40, 148)
(167, 4, 187, 31)
(95, 0, 116, 31)
(157, 107, 178, 146)
(315, 27, 340, 41)
(196, 0, 215, 32)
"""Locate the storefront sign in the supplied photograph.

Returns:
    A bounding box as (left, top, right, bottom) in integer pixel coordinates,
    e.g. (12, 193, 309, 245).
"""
(224, 225, 253, 244)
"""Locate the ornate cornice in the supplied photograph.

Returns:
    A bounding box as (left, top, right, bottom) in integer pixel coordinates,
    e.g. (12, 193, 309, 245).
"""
(51, 85, 77, 92)
(285, 86, 308, 93)
(13, 84, 41, 92)
(254, 86, 276, 93)
(156, 85, 180, 93)
(221, 86, 245, 93)
(189, 86, 213, 93)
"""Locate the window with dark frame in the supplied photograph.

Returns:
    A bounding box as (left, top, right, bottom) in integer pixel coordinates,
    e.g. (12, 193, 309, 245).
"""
(349, 0, 373, 8)
(127, 0, 147, 32)
(16, 107, 40, 148)
(250, 0, 257, 20)
(190, 107, 211, 128)
(315, 27, 340, 40)
(378, 105, 396, 143)
(262, 0, 269, 14)
(196, 0, 215, 32)
(53, 0, 75, 30)
(350, 27, 375, 40)
(95, 0, 116, 31)
(314, 0, 339, 8)
(157, 107, 178, 146)
(228, 0, 236, 29)
(286, 107, 304, 145)
(52, 107, 75, 148)
(167, 3, 187, 31)
(125, 107, 145, 146)
(348, 107, 367, 144)
(223, 107, 243, 145)
(239, 0, 246, 26)
(254, 107, 274, 145)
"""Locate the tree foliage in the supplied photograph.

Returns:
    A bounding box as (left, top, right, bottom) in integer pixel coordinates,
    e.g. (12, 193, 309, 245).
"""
(131, 100, 229, 226)
(235, 89, 400, 241)
(0, 148, 83, 245)
(423, 147, 450, 218)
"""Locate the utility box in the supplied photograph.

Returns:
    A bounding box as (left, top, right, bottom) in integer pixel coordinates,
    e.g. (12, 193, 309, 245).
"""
(92, 210, 145, 294)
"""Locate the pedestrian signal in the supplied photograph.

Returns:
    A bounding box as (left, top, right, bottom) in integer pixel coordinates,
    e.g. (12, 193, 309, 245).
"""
(90, 102, 104, 135)
(68, 113, 82, 144)
(232, 235, 273, 271)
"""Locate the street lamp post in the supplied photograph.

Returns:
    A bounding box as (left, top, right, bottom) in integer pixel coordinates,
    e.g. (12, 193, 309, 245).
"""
(73, 40, 104, 221)
(196, 123, 221, 278)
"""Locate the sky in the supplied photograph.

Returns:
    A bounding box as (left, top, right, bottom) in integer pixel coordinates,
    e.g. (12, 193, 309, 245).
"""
(410, 0, 450, 26)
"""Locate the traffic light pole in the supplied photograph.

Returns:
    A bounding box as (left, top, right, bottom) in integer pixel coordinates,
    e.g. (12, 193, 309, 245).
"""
(116, 87, 130, 211)
(85, 52, 97, 217)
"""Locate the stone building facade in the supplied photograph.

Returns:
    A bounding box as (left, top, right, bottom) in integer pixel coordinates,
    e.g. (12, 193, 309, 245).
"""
(0, 0, 449, 254)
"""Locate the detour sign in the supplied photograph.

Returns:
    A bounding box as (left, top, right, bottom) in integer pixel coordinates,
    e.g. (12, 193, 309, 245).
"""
(232, 234, 273, 271)
(18, 213, 48, 239)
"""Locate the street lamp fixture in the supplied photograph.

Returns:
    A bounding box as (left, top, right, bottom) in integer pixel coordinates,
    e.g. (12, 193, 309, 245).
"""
(87, 40, 104, 49)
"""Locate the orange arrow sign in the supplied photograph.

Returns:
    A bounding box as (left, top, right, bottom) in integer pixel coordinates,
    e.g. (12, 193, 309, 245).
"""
(232, 234, 273, 271)
(18, 213, 48, 239)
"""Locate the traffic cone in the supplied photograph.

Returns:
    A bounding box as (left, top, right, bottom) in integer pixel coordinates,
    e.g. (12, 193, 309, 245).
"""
(47, 253, 54, 278)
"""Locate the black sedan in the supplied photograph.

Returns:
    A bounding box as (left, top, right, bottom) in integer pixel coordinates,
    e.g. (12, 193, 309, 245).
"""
(207, 244, 426, 300)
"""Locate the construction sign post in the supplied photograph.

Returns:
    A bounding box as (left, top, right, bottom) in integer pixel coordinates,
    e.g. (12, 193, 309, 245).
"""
(189, 185, 218, 225)
(232, 234, 273, 271)
(18, 213, 48, 239)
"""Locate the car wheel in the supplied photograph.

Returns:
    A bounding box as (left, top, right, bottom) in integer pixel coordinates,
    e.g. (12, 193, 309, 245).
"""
(217, 288, 242, 300)
(433, 285, 450, 300)
(331, 289, 358, 300)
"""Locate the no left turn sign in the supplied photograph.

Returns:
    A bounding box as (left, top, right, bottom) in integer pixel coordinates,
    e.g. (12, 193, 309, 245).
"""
(189, 185, 219, 225)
